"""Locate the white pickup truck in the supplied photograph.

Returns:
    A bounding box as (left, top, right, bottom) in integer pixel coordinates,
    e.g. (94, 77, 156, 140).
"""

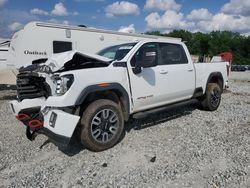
(10, 38, 228, 151)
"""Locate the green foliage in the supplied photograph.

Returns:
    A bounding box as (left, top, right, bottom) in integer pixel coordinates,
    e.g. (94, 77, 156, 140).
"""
(145, 31, 164, 36)
(145, 30, 250, 65)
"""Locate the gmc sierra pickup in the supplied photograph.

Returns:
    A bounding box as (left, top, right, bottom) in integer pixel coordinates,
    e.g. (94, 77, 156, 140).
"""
(10, 38, 228, 151)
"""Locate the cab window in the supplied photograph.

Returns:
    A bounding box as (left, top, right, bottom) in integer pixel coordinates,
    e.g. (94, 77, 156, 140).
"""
(159, 43, 188, 65)
(131, 43, 158, 68)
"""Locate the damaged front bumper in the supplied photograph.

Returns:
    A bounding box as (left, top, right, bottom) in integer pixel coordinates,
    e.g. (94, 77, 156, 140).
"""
(9, 98, 80, 146)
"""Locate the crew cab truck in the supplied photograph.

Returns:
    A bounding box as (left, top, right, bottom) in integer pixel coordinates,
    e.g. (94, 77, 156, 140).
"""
(10, 38, 228, 151)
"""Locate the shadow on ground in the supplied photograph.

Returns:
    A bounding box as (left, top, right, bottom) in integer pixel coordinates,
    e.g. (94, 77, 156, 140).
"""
(125, 103, 197, 132)
(59, 138, 86, 156)
(57, 103, 198, 156)
(38, 137, 86, 157)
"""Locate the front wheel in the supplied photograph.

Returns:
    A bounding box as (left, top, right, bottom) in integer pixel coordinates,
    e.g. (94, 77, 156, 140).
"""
(199, 83, 222, 111)
(80, 99, 124, 152)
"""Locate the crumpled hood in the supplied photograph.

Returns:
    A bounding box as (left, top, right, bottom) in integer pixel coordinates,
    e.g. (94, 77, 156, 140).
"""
(44, 50, 112, 72)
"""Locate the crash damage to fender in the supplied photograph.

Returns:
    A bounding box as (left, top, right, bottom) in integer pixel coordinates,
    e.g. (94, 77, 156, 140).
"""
(10, 50, 112, 145)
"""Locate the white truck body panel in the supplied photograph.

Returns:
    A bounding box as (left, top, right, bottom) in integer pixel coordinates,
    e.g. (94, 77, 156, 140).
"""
(126, 40, 196, 112)
(42, 66, 131, 109)
(10, 97, 46, 116)
(195, 62, 228, 90)
(43, 109, 80, 138)
(44, 50, 112, 72)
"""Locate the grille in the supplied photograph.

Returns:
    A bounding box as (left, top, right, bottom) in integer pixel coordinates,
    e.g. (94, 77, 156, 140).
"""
(17, 72, 51, 101)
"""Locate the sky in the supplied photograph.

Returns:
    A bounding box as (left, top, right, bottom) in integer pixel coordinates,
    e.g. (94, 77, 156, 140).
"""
(1, 0, 250, 38)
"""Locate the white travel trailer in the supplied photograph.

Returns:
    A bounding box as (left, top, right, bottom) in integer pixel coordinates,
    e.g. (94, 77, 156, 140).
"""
(0, 39, 10, 70)
(8, 21, 176, 68)
(0, 39, 17, 85)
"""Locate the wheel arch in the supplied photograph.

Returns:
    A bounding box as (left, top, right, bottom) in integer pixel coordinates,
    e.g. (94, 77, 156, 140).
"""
(75, 83, 130, 121)
(205, 72, 224, 91)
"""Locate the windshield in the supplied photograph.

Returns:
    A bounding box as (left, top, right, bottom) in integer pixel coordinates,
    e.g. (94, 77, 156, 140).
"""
(97, 42, 137, 61)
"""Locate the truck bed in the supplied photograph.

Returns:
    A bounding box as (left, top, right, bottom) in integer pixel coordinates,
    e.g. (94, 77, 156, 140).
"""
(194, 62, 228, 91)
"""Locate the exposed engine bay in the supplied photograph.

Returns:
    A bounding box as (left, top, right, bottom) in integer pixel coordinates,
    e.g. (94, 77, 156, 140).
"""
(16, 51, 112, 101)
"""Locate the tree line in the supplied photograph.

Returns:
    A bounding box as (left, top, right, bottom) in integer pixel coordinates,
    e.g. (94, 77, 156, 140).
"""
(145, 30, 250, 65)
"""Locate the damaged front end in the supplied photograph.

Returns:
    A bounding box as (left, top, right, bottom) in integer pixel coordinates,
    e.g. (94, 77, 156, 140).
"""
(11, 99, 80, 146)
(17, 71, 52, 101)
(10, 50, 111, 146)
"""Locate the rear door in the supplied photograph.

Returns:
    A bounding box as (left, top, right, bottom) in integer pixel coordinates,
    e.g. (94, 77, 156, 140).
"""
(156, 42, 195, 102)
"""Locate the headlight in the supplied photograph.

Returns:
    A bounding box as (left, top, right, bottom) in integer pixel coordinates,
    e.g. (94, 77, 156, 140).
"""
(55, 74, 74, 95)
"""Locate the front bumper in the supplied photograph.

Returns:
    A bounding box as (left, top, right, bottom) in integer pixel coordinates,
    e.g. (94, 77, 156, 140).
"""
(9, 98, 80, 146)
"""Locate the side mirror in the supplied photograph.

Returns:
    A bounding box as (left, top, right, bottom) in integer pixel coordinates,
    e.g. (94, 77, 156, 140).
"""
(131, 49, 157, 74)
(132, 65, 142, 74)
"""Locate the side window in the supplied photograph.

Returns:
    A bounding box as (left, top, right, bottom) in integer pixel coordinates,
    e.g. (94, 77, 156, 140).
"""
(159, 43, 188, 65)
(53, 41, 72, 54)
(131, 43, 158, 68)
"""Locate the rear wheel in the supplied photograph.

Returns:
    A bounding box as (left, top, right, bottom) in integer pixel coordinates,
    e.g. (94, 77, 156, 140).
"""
(200, 83, 222, 111)
(80, 99, 124, 152)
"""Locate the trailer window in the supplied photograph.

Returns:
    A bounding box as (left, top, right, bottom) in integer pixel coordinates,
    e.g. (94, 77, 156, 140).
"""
(53, 41, 72, 53)
(159, 43, 188, 65)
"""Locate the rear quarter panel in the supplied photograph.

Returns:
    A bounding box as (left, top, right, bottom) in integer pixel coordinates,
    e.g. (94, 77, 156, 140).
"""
(194, 62, 228, 93)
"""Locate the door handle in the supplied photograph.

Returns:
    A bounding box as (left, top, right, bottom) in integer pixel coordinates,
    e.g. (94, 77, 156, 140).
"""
(187, 69, 194, 72)
(159, 70, 168, 74)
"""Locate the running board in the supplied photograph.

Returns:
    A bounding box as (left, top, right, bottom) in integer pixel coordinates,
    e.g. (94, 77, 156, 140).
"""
(133, 99, 198, 119)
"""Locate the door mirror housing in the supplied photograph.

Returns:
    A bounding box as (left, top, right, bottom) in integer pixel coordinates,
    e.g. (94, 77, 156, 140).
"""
(132, 65, 142, 74)
(131, 45, 157, 74)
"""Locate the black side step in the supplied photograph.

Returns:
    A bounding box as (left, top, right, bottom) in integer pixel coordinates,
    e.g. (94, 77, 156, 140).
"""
(133, 99, 198, 119)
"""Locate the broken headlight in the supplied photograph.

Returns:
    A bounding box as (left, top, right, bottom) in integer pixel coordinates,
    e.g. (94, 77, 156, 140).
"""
(55, 74, 74, 96)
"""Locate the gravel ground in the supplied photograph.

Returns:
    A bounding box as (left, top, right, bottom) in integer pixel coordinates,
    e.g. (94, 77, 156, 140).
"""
(0, 77, 250, 187)
(229, 72, 250, 82)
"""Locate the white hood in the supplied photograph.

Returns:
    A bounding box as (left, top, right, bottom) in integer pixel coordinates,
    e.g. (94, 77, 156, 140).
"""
(45, 50, 112, 72)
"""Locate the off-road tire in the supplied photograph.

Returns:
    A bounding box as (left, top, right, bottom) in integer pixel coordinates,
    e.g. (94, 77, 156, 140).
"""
(200, 83, 222, 111)
(80, 99, 124, 152)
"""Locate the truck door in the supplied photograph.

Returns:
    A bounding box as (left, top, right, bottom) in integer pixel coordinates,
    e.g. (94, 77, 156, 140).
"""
(156, 42, 195, 102)
(127, 42, 165, 112)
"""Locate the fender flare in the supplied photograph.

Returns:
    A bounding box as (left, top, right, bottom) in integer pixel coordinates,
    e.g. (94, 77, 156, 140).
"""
(75, 83, 130, 121)
(205, 72, 224, 91)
